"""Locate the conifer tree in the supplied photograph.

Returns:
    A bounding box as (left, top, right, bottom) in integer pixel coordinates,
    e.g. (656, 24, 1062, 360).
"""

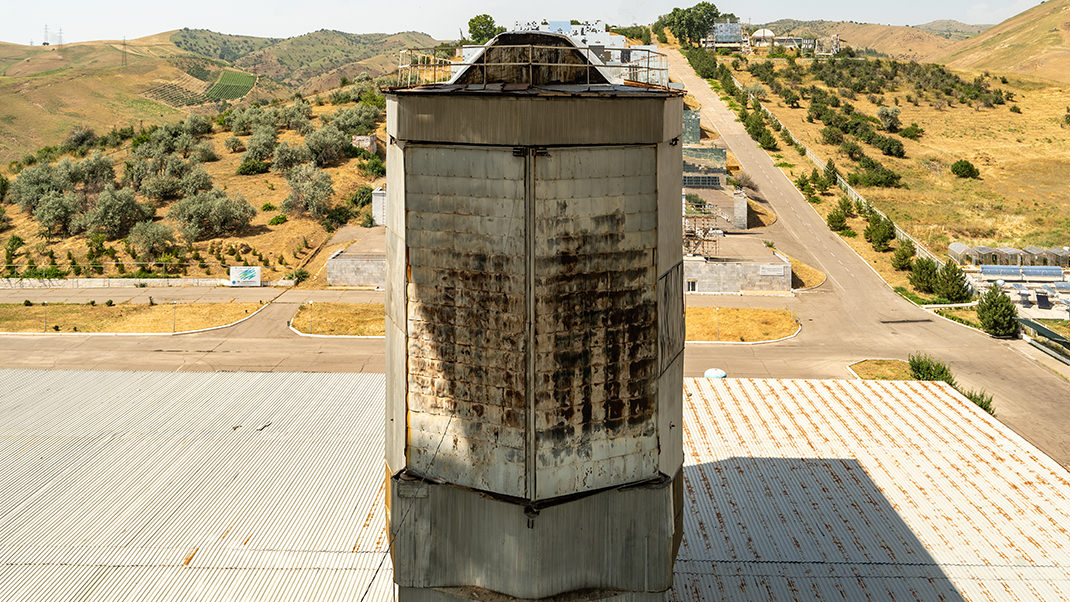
(977, 284, 1019, 337)
(935, 259, 971, 303)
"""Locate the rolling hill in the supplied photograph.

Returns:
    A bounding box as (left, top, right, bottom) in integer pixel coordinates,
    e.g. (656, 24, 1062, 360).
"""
(0, 28, 437, 164)
(914, 20, 992, 41)
(937, 0, 1070, 83)
(760, 19, 959, 60)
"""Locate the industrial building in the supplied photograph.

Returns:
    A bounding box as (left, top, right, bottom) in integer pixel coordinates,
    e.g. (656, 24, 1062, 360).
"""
(384, 31, 684, 600)
(1, 370, 1068, 600)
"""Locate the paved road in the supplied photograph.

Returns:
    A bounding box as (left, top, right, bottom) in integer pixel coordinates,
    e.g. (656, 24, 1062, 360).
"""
(662, 47, 1069, 468)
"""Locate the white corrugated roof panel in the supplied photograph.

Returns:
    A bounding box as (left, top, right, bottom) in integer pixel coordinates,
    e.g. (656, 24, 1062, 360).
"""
(0, 371, 1067, 600)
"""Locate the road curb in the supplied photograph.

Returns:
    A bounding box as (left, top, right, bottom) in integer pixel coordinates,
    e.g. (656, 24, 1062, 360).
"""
(287, 320, 385, 339)
(0, 300, 274, 337)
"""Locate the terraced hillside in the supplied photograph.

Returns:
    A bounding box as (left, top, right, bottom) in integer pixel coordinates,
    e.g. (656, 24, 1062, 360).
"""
(937, 0, 1070, 84)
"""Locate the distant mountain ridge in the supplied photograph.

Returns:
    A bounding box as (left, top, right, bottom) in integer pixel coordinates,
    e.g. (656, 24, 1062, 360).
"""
(914, 20, 993, 41)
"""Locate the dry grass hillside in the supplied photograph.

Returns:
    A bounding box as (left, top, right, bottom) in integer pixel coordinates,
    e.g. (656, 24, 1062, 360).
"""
(0, 87, 387, 285)
(0, 35, 186, 164)
(0, 28, 437, 165)
(764, 20, 957, 60)
(731, 63, 1070, 250)
(937, 0, 1070, 84)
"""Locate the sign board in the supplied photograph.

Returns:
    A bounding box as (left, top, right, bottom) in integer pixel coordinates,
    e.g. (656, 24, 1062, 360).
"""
(229, 266, 262, 287)
(760, 264, 787, 277)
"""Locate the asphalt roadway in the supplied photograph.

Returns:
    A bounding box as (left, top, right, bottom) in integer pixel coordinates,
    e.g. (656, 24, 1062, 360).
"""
(0, 52, 1066, 468)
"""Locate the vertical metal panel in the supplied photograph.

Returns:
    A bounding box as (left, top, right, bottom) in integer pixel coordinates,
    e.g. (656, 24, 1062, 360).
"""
(532, 146, 660, 500)
(403, 144, 528, 498)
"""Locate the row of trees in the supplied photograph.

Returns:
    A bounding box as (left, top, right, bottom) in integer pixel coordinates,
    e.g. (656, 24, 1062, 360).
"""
(654, 3, 736, 47)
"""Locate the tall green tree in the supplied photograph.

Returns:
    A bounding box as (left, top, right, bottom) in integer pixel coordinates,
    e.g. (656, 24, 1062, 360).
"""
(935, 259, 972, 303)
(976, 284, 1019, 337)
(468, 14, 506, 44)
(909, 257, 938, 293)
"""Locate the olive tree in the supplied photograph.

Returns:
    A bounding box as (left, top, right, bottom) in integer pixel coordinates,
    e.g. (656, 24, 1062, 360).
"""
(33, 191, 83, 238)
(169, 189, 255, 242)
(306, 125, 349, 167)
(128, 220, 175, 261)
(74, 185, 154, 239)
(283, 164, 333, 217)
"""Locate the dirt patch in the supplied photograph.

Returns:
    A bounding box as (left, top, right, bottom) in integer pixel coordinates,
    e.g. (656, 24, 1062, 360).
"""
(851, 359, 911, 380)
(290, 302, 384, 336)
(784, 254, 825, 289)
(685, 307, 798, 342)
(935, 306, 982, 329)
(747, 199, 777, 228)
(0, 302, 260, 333)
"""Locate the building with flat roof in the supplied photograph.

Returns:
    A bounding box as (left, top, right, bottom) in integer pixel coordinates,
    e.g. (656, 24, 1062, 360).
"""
(0, 370, 1068, 600)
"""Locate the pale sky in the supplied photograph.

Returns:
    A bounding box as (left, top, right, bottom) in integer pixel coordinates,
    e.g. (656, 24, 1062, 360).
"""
(1, 0, 1045, 45)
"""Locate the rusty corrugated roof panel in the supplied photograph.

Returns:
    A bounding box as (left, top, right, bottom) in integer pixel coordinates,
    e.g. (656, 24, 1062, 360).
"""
(0, 372, 1067, 600)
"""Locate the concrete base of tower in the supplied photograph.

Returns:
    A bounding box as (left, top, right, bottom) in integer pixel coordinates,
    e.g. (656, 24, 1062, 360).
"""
(397, 586, 668, 602)
(388, 468, 683, 601)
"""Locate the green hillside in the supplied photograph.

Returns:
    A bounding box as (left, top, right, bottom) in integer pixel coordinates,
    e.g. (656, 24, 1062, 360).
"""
(232, 30, 436, 90)
(938, 0, 1070, 83)
(171, 29, 281, 62)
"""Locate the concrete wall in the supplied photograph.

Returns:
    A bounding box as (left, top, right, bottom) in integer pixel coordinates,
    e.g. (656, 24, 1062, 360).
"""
(371, 187, 386, 226)
(325, 258, 385, 288)
(733, 190, 748, 230)
(0, 278, 246, 289)
(683, 256, 791, 293)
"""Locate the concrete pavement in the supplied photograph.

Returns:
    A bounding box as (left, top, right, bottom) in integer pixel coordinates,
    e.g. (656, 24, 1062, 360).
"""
(662, 47, 1069, 468)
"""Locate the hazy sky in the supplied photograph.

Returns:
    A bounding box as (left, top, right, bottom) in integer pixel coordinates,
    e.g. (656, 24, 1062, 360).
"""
(1, 0, 1044, 45)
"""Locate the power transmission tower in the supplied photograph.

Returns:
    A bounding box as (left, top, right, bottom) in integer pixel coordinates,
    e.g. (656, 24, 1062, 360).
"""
(58, 28, 63, 47)
(122, 36, 127, 67)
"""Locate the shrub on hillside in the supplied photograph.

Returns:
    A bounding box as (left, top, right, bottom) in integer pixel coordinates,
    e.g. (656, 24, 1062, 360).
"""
(128, 221, 175, 261)
(891, 239, 915, 270)
(243, 125, 278, 163)
(272, 142, 312, 174)
(236, 160, 269, 175)
(976, 284, 1019, 337)
(898, 123, 924, 140)
(352, 185, 373, 208)
(908, 353, 956, 387)
(283, 164, 334, 217)
(33, 191, 83, 238)
(169, 189, 255, 242)
(224, 136, 244, 153)
(306, 125, 349, 167)
(826, 208, 847, 231)
(950, 159, 979, 179)
(74, 186, 154, 240)
(360, 155, 386, 178)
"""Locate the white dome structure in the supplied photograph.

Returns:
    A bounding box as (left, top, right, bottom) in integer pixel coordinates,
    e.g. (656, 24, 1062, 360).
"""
(752, 28, 776, 46)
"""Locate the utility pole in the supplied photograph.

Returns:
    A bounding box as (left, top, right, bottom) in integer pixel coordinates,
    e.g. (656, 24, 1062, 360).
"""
(122, 37, 127, 67)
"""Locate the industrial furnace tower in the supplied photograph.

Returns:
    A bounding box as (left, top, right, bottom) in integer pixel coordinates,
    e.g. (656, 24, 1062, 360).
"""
(384, 32, 684, 601)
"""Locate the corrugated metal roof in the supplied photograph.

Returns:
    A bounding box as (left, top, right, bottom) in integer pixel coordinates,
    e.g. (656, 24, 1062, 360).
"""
(674, 378, 1070, 601)
(0, 372, 1067, 600)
